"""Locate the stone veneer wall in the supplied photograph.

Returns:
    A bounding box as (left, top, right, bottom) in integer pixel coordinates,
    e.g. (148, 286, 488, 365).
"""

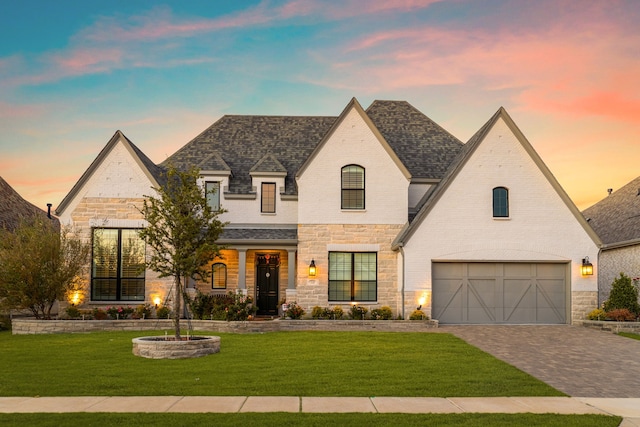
(69, 197, 173, 309)
(295, 224, 404, 315)
(571, 291, 598, 324)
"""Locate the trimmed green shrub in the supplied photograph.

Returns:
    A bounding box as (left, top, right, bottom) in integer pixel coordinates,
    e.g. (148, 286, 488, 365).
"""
(311, 306, 325, 319)
(156, 306, 171, 319)
(284, 301, 305, 319)
(603, 273, 640, 315)
(370, 306, 393, 320)
(409, 309, 428, 320)
(348, 305, 368, 320)
(586, 308, 606, 321)
(65, 305, 81, 319)
(133, 304, 152, 319)
(331, 306, 344, 320)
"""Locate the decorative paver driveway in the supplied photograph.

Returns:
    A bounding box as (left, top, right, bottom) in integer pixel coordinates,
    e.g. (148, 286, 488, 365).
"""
(441, 325, 640, 398)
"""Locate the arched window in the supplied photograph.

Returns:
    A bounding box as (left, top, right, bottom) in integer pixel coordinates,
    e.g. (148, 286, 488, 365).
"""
(212, 263, 227, 289)
(493, 187, 509, 218)
(341, 165, 365, 209)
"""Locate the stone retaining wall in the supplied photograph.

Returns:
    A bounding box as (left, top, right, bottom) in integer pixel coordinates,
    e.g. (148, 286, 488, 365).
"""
(578, 320, 640, 334)
(12, 318, 439, 335)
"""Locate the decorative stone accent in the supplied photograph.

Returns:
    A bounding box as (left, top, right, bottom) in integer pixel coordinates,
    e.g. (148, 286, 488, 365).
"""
(571, 291, 598, 323)
(579, 320, 640, 334)
(132, 336, 221, 359)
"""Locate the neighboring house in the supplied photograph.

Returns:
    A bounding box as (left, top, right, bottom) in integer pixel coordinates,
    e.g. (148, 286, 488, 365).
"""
(582, 177, 640, 304)
(0, 176, 59, 231)
(56, 98, 600, 324)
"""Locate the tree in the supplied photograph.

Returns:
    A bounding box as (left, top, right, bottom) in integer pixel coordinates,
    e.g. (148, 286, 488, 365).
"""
(603, 273, 640, 315)
(138, 165, 226, 339)
(0, 217, 91, 319)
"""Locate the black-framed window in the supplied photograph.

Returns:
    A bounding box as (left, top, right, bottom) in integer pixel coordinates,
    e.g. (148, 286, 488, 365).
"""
(206, 181, 220, 211)
(493, 187, 509, 217)
(91, 228, 145, 301)
(261, 182, 276, 213)
(212, 263, 227, 289)
(341, 165, 365, 209)
(328, 252, 377, 301)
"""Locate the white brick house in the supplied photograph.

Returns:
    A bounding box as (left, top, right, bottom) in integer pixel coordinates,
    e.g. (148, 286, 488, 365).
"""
(56, 98, 600, 323)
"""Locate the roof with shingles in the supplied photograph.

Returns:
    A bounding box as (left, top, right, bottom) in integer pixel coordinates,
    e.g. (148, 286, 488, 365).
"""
(582, 176, 640, 246)
(218, 227, 297, 242)
(0, 176, 58, 231)
(164, 100, 465, 196)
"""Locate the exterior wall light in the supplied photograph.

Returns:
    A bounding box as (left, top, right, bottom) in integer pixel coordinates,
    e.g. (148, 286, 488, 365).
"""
(152, 295, 162, 308)
(308, 259, 317, 277)
(581, 257, 594, 276)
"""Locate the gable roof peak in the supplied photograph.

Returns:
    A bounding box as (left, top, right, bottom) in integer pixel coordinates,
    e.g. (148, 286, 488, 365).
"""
(250, 153, 287, 174)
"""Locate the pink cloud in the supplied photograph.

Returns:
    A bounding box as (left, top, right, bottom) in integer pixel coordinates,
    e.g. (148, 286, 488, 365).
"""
(49, 48, 124, 75)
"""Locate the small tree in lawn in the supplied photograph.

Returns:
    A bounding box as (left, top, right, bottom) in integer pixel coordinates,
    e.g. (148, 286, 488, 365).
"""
(138, 165, 225, 339)
(0, 217, 91, 319)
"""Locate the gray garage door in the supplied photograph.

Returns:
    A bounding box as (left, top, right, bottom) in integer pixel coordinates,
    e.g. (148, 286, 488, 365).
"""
(432, 262, 568, 324)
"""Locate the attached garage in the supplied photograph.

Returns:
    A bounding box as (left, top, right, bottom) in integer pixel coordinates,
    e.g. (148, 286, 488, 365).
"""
(432, 262, 568, 324)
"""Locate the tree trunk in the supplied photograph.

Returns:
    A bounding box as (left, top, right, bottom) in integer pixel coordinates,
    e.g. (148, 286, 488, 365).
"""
(173, 276, 182, 339)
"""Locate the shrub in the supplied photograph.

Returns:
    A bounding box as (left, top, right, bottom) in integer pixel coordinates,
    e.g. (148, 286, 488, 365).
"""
(370, 306, 393, 320)
(133, 304, 152, 319)
(409, 309, 428, 320)
(65, 305, 81, 319)
(156, 306, 172, 319)
(348, 305, 368, 320)
(285, 301, 305, 319)
(311, 306, 343, 319)
(106, 306, 134, 319)
(188, 291, 217, 320)
(587, 308, 606, 321)
(605, 308, 636, 322)
(603, 273, 640, 315)
(92, 308, 108, 320)
(221, 292, 256, 321)
(331, 306, 344, 320)
(311, 306, 325, 319)
(0, 314, 11, 331)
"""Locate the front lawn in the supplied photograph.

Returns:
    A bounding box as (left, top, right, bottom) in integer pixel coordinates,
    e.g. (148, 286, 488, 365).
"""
(0, 331, 562, 397)
(618, 332, 640, 341)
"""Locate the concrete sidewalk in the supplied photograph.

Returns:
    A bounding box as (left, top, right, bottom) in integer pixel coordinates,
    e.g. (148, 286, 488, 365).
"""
(0, 396, 638, 424)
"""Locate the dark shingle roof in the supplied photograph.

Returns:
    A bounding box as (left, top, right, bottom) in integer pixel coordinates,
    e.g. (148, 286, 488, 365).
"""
(0, 176, 58, 231)
(219, 227, 297, 243)
(164, 100, 465, 196)
(582, 176, 640, 245)
(366, 100, 464, 179)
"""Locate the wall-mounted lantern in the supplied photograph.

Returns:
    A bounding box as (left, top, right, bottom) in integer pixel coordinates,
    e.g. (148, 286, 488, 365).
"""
(581, 257, 594, 276)
(308, 259, 317, 277)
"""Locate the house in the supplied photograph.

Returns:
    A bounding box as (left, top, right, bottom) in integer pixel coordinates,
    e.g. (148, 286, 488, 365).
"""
(0, 176, 59, 231)
(582, 177, 640, 304)
(55, 98, 600, 324)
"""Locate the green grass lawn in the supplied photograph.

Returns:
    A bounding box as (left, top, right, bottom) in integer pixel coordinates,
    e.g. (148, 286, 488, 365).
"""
(619, 332, 640, 340)
(0, 330, 561, 397)
(0, 413, 622, 427)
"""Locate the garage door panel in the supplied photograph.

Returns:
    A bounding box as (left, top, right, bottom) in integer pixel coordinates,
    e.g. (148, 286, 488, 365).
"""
(433, 262, 567, 324)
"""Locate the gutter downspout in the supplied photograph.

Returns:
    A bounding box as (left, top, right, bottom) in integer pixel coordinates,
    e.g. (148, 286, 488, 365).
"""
(398, 243, 405, 320)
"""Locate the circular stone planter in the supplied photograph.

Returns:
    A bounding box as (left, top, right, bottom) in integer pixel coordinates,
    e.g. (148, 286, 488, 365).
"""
(132, 336, 221, 359)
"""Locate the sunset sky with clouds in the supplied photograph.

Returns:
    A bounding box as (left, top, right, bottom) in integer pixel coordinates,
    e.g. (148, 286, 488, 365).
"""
(1, 0, 639, 212)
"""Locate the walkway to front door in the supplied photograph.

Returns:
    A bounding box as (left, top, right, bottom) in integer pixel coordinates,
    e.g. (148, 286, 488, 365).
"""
(256, 253, 279, 316)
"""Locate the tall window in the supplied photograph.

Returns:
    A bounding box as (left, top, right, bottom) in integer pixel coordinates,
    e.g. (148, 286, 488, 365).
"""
(261, 182, 276, 213)
(328, 252, 377, 301)
(493, 187, 509, 217)
(206, 181, 220, 211)
(212, 263, 227, 289)
(92, 229, 145, 301)
(341, 165, 365, 209)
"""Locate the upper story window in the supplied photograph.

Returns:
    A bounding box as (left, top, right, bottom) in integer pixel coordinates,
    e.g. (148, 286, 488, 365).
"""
(261, 182, 276, 213)
(493, 187, 509, 218)
(341, 165, 365, 209)
(205, 181, 220, 211)
(91, 228, 145, 301)
(212, 263, 227, 289)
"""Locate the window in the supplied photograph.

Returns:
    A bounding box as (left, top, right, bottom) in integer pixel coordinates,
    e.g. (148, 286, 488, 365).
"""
(328, 252, 377, 301)
(91, 228, 145, 301)
(261, 182, 276, 213)
(493, 187, 509, 217)
(212, 263, 227, 289)
(206, 181, 220, 211)
(341, 165, 365, 209)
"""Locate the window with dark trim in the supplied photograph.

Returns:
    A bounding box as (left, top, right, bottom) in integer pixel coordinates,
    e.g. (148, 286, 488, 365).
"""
(261, 182, 276, 213)
(91, 228, 145, 301)
(328, 252, 377, 301)
(341, 165, 365, 209)
(212, 263, 227, 289)
(493, 187, 509, 217)
(205, 181, 220, 211)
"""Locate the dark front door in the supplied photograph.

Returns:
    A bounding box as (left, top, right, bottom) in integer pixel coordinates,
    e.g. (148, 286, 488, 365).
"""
(256, 253, 279, 315)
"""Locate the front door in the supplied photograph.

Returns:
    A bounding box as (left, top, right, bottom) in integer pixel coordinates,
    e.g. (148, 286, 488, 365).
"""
(256, 253, 279, 315)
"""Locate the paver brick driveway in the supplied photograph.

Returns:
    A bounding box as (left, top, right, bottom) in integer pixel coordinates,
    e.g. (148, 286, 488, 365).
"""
(440, 325, 640, 397)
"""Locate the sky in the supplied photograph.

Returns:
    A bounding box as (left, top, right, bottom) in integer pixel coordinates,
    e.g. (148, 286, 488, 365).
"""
(1, 0, 639, 212)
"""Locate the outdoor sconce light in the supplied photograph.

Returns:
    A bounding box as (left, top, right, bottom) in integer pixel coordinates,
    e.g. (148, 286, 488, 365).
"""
(581, 257, 594, 276)
(308, 259, 317, 277)
(153, 295, 162, 309)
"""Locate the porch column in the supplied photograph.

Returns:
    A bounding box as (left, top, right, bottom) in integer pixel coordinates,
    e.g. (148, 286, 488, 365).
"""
(238, 249, 247, 290)
(287, 249, 296, 289)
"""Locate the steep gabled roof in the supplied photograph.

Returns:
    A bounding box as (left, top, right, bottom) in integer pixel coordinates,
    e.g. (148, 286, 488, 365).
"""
(582, 176, 640, 248)
(0, 176, 58, 231)
(393, 107, 601, 248)
(366, 100, 464, 180)
(197, 151, 232, 173)
(56, 130, 164, 215)
(250, 153, 287, 175)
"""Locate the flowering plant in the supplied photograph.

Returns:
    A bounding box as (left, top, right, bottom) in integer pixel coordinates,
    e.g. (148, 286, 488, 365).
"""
(284, 301, 305, 319)
(105, 305, 134, 319)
